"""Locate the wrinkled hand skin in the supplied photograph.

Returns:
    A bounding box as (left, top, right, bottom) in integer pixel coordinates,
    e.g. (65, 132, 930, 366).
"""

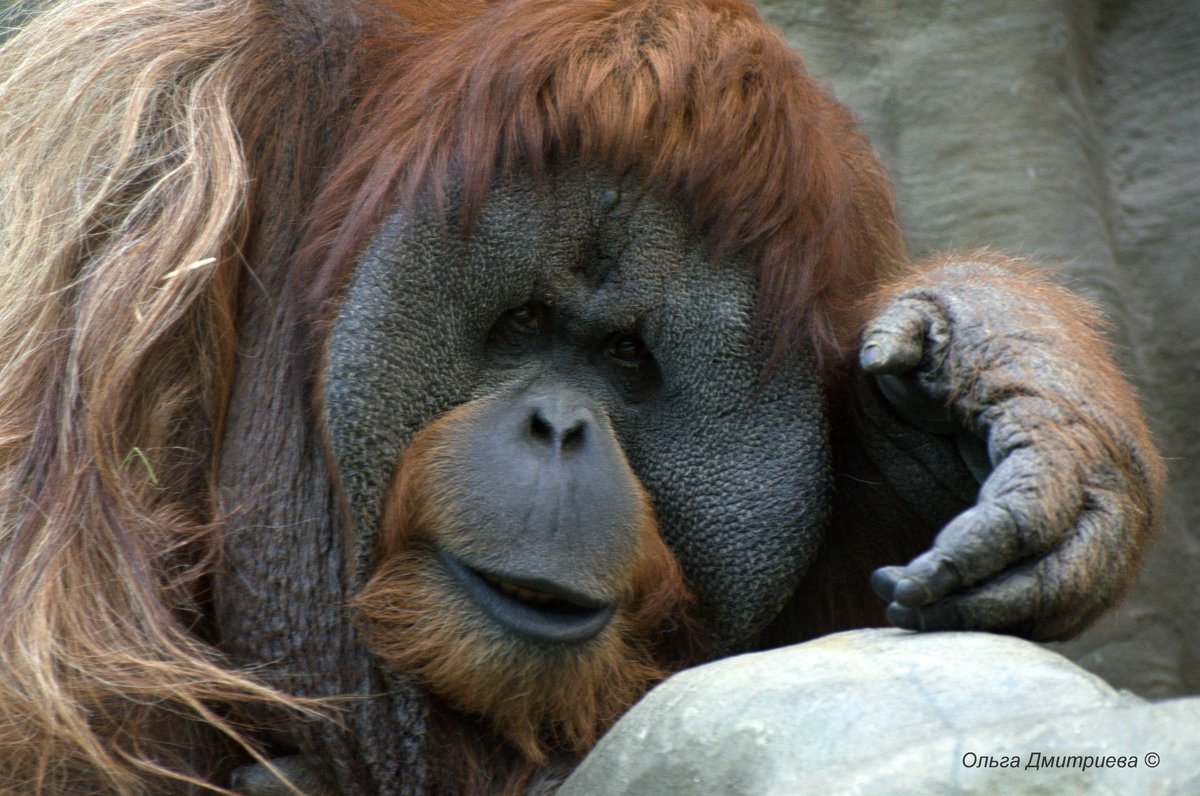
(862, 255, 1166, 640)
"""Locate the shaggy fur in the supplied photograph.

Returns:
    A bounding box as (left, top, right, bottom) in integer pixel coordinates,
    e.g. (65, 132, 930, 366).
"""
(0, 1, 332, 791)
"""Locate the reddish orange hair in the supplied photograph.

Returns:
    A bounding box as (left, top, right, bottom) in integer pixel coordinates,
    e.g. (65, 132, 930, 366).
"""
(303, 0, 906, 373)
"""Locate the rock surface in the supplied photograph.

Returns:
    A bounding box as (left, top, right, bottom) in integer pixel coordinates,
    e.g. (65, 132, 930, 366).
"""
(561, 630, 1200, 795)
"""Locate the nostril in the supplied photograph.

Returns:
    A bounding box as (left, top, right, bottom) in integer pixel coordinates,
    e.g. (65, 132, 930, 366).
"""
(529, 410, 553, 444)
(526, 405, 590, 453)
(561, 420, 586, 452)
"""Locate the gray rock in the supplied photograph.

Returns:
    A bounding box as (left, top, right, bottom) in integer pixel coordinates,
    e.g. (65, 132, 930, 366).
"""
(561, 630, 1200, 795)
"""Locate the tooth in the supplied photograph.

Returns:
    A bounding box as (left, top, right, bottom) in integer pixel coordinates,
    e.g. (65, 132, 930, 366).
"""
(478, 572, 566, 608)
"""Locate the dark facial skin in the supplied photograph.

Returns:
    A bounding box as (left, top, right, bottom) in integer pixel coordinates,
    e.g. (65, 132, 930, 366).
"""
(420, 382, 641, 644)
(323, 168, 830, 655)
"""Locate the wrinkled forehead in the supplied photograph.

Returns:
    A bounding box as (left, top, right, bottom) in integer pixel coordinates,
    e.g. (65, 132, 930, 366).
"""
(449, 167, 760, 341)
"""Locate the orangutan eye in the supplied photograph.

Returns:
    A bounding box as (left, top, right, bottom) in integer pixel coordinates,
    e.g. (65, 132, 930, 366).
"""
(607, 333, 647, 364)
(504, 302, 546, 334)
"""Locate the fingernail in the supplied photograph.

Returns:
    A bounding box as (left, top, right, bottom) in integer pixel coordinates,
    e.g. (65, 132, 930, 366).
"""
(870, 567, 898, 599)
(860, 344, 882, 368)
(893, 577, 930, 607)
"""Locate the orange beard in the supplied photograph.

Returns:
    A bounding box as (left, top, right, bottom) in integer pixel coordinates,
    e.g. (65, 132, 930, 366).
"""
(353, 403, 692, 764)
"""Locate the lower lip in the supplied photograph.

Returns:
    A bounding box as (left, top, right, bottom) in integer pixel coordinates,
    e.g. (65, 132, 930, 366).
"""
(437, 550, 616, 644)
